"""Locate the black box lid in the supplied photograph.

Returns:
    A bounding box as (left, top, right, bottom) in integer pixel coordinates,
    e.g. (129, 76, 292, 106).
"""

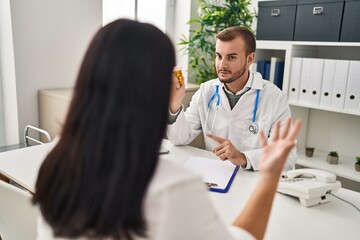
(258, 0, 297, 7)
(297, 0, 343, 5)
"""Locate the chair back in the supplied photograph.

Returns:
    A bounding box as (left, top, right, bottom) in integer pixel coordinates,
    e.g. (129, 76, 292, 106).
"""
(24, 125, 52, 147)
(0, 181, 37, 240)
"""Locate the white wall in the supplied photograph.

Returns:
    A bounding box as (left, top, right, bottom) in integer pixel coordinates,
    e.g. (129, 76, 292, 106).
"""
(0, 0, 19, 145)
(9, 0, 102, 142)
(306, 110, 360, 158)
(0, 66, 5, 146)
(103, 0, 135, 25)
(102, 0, 192, 84)
(138, 0, 167, 31)
(173, 0, 192, 79)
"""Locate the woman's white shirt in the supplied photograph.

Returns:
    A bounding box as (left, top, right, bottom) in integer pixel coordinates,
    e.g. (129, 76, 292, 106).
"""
(37, 157, 255, 240)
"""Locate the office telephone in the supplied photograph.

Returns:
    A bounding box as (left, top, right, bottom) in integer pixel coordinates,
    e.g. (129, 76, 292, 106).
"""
(277, 168, 341, 207)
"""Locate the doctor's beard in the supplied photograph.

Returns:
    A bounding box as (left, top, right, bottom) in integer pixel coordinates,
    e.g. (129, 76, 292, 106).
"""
(217, 63, 247, 84)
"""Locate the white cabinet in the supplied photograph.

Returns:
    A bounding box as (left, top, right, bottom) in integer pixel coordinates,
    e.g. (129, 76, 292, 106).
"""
(256, 41, 360, 191)
(38, 84, 201, 144)
(38, 89, 73, 141)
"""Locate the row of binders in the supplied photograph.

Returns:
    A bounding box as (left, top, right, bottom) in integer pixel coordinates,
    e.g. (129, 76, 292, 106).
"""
(253, 58, 285, 90)
(288, 58, 360, 112)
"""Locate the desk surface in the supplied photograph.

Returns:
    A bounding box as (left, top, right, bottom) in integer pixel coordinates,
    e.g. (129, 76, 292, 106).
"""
(0, 142, 55, 193)
(1, 140, 360, 240)
(161, 140, 360, 240)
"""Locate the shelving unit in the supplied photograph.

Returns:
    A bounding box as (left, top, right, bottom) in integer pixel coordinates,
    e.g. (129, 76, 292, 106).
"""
(297, 148, 360, 182)
(288, 101, 360, 117)
(256, 40, 360, 191)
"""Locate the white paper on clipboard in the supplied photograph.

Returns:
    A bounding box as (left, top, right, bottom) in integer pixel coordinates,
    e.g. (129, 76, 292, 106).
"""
(184, 156, 236, 190)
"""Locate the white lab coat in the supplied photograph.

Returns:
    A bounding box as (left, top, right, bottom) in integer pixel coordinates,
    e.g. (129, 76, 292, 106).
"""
(167, 72, 296, 170)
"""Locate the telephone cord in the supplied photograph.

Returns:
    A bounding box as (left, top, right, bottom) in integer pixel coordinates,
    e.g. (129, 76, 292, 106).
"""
(329, 193, 360, 213)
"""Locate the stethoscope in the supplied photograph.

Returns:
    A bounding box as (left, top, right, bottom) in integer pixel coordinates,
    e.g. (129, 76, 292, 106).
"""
(204, 85, 220, 134)
(204, 85, 261, 134)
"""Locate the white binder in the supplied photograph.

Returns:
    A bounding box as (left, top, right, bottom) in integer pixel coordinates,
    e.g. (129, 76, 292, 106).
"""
(308, 59, 324, 106)
(288, 57, 302, 103)
(320, 59, 336, 107)
(331, 60, 350, 110)
(344, 61, 360, 112)
(298, 58, 312, 104)
(269, 57, 283, 83)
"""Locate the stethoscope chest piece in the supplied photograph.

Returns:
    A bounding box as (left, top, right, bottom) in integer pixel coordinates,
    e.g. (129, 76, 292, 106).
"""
(249, 123, 259, 134)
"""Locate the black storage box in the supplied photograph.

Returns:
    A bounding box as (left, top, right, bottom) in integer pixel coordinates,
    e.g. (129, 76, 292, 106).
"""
(340, 0, 360, 42)
(257, 0, 297, 41)
(294, 0, 344, 41)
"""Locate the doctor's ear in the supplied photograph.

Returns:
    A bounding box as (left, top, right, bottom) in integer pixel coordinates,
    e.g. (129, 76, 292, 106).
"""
(246, 52, 255, 65)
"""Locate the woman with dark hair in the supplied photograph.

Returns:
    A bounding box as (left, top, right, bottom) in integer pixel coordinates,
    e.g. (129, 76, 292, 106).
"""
(33, 19, 301, 240)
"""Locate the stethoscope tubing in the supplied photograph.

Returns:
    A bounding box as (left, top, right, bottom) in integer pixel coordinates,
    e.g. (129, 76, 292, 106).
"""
(205, 85, 220, 134)
(252, 89, 260, 123)
(205, 84, 261, 134)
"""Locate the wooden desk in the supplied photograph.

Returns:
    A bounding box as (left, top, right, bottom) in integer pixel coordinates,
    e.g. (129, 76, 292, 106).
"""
(1, 139, 359, 239)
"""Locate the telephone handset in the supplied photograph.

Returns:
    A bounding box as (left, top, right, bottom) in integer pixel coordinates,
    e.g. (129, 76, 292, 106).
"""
(277, 168, 341, 207)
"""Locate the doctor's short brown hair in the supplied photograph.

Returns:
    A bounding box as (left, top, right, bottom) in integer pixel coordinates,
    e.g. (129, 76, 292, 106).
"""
(216, 26, 256, 56)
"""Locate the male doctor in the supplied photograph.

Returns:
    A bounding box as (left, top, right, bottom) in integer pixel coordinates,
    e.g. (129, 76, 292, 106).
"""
(167, 26, 296, 171)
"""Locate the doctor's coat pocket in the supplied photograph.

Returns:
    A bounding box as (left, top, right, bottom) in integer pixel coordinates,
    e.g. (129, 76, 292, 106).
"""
(240, 121, 270, 149)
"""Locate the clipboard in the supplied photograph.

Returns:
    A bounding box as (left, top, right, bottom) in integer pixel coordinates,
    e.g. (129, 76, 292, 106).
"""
(159, 144, 169, 154)
(210, 166, 239, 193)
(184, 156, 239, 193)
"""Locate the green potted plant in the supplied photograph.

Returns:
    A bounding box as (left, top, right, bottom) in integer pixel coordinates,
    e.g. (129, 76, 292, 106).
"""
(327, 151, 339, 164)
(179, 0, 255, 84)
(355, 156, 360, 172)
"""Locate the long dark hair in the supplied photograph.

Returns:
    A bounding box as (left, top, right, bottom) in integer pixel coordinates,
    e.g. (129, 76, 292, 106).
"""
(33, 19, 175, 239)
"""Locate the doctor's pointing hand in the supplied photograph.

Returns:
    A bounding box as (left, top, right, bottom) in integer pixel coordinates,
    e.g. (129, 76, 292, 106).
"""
(206, 133, 247, 168)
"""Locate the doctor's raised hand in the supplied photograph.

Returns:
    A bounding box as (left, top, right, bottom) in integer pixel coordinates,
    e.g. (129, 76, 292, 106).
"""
(258, 118, 302, 174)
(169, 68, 185, 114)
